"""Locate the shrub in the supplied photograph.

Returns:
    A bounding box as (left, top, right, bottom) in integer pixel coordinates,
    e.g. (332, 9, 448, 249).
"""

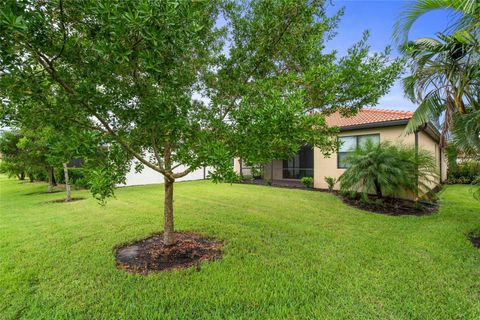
(301, 176, 313, 188)
(324, 176, 337, 192)
(447, 160, 480, 184)
(55, 167, 89, 189)
(339, 141, 438, 201)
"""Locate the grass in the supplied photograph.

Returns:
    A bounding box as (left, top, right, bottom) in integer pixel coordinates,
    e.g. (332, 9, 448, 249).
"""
(1, 175, 479, 319)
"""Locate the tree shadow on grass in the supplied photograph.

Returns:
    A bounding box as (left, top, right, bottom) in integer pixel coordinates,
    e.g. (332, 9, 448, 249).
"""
(24, 190, 62, 196)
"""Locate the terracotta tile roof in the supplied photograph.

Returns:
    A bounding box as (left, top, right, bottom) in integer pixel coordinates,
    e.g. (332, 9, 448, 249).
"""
(326, 108, 414, 128)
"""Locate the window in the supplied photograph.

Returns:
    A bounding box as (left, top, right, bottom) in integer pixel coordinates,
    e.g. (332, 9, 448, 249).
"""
(283, 146, 314, 179)
(338, 134, 380, 168)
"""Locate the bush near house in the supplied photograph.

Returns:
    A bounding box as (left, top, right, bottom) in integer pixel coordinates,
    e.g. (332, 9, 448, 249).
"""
(339, 141, 438, 202)
(301, 177, 314, 188)
(324, 176, 337, 192)
(447, 160, 480, 184)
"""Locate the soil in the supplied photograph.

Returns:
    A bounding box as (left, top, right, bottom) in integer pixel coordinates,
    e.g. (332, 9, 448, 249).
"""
(115, 232, 223, 274)
(46, 197, 85, 203)
(340, 195, 438, 216)
(468, 233, 480, 249)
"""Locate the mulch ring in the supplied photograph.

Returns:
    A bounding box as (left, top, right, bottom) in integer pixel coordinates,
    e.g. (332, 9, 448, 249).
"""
(340, 195, 438, 216)
(45, 197, 85, 203)
(115, 232, 223, 274)
(468, 233, 480, 249)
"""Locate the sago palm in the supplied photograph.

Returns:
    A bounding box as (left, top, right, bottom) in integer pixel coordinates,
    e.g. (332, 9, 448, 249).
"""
(339, 140, 438, 201)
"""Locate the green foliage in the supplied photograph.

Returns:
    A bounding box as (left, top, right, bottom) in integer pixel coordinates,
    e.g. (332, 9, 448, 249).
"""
(0, 129, 48, 180)
(301, 176, 313, 188)
(324, 176, 337, 192)
(339, 141, 438, 201)
(393, 0, 479, 45)
(447, 160, 480, 184)
(394, 1, 479, 146)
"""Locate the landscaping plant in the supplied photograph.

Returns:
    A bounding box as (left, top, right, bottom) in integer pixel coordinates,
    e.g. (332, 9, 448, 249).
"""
(324, 176, 337, 192)
(339, 140, 438, 201)
(301, 177, 314, 189)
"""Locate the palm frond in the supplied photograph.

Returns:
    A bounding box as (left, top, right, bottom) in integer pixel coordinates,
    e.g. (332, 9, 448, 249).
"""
(393, 0, 478, 46)
(405, 89, 445, 134)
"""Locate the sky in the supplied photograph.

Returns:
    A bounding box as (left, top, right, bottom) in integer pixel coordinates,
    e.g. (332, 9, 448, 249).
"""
(325, 0, 453, 112)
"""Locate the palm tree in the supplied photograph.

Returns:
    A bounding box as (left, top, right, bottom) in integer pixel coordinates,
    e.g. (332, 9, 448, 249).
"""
(401, 33, 479, 144)
(339, 140, 438, 201)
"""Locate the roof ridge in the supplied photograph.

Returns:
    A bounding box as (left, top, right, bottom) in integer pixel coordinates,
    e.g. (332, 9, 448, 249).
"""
(362, 108, 413, 115)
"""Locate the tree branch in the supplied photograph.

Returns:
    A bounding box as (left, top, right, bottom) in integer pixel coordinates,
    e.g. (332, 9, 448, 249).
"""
(28, 44, 166, 176)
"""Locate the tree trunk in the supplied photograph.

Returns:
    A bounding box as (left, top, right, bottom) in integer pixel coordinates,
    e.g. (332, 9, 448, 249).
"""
(163, 140, 175, 246)
(28, 173, 34, 182)
(47, 167, 55, 193)
(63, 163, 71, 202)
(374, 179, 382, 198)
(19, 172, 25, 180)
(164, 177, 175, 246)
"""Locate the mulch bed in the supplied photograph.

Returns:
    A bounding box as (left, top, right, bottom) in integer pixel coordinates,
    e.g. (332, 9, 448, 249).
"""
(45, 197, 85, 203)
(468, 233, 480, 249)
(340, 195, 438, 216)
(115, 232, 223, 274)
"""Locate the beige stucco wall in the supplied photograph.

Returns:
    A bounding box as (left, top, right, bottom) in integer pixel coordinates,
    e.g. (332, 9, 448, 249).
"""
(313, 125, 415, 190)
(417, 130, 448, 185)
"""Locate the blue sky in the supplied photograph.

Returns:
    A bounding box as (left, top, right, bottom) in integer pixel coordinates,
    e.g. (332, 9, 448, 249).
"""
(325, 0, 452, 111)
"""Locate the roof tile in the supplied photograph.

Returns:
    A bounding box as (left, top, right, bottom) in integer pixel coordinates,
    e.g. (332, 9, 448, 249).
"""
(326, 108, 413, 128)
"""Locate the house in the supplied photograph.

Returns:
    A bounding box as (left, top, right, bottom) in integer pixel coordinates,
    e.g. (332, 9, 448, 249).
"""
(234, 108, 448, 194)
(122, 163, 213, 186)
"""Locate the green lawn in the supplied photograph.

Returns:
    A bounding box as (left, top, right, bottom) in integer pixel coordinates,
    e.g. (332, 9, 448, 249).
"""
(1, 176, 479, 319)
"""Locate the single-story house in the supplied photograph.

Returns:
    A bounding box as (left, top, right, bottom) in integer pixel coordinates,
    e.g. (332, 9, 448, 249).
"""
(234, 108, 448, 194)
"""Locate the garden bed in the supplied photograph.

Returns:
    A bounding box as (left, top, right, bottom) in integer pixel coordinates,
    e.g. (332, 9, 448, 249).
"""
(115, 232, 223, 274)
(340, 194, 438, 216)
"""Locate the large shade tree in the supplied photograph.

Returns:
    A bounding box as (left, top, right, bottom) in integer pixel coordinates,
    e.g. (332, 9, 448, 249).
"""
(0, 0, 402, 245)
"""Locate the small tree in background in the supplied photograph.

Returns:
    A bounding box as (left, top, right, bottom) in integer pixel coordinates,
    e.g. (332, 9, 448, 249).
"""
(1, 0, 402, 245)
(339, 141, 438, 201)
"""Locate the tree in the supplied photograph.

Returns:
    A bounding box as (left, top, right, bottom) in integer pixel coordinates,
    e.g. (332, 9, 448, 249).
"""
(401, 34, 479, 143)
(339, 140, 438, 201)
(0, 130, 29, 180)
(0, 1, 402, 245)
(393, 0, 479, 145)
